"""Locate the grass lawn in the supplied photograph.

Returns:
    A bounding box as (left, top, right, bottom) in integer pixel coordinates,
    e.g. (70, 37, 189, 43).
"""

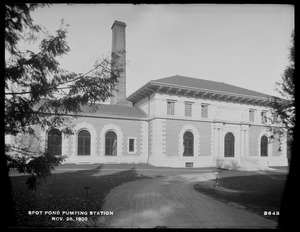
(9, 166, 150, 228)
(194, 171, 287, 222)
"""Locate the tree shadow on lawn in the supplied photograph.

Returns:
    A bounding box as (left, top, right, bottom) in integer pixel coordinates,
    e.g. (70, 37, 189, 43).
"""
(194, 173, 287, 222)
(9, 166, 151, 228)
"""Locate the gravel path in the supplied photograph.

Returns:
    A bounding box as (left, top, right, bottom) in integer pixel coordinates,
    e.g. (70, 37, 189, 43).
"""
(97, 172, 277, 228)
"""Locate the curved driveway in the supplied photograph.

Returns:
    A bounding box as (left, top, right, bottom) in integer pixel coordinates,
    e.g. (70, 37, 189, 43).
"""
(97, 170, 277, 228)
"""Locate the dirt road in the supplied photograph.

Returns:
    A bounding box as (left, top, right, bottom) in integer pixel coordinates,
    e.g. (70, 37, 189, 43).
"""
(97, 172, 277, 228)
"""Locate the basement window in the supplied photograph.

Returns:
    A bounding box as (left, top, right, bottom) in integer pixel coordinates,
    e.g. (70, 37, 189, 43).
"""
(185, 162, 193, 168)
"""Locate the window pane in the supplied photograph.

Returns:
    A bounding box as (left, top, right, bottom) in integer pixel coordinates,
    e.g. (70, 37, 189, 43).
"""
(185, 103, 192, 117)
(105, 145, 111, 156)
(78, 138, 84, 146)
(79, 130, 90, 137)
(106, 131, 117, 138)
(48, 145, 55, 156)
(201, 105, 208, 118)
(183, 131, 194, 156)
(167, 102, 175, 115)
(105, 131, 117, 156)
(249, 110, 255, 122)
(261, 111, 267, 123)
(183, 146, 188, 155)
(78, 147, 83, 156)
(225, 133, 235, 157)
(261, 136, 268, 156)
(85, 146, 90, 156)
(105, 138, 111, 147)
(184, 131, 193, 139)
(56, 144, 62, 156)
(129, 139, 134, 152)
(84, 137, 90, 147)
(112, 139, 117, 156)
(78, 130, 91, 156)
(48, 128, 62, 156)
(188, 147, 193, 156)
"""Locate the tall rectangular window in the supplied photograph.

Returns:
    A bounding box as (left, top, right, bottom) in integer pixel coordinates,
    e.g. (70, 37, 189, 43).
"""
(261, 111, 267, 124)
(127, 137, 136, 154)
(129, 138, 135, 152)
(201, 104, 209, 118)
(185, 102, 192, 117)
(48, 128, 62, 156)
(167, 101, 175, 115)
(272, 115, 279, 124)
(249, 109, 255, 122)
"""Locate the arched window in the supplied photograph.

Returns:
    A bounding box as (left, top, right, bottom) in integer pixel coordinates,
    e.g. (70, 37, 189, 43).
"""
(105, 131, 117, 156)
(78, 130, 91, 156)
(261, 135, 268, 157)
(224, 132, 235, 157)
(183, 131, 194, 156)
(47, 128, 62, 156)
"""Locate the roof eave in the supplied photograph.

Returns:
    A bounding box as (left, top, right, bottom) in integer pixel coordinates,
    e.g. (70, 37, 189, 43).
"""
(127, 81, 272, 106)
(77, 112, 147, 120)
(126, 81, 155, 103)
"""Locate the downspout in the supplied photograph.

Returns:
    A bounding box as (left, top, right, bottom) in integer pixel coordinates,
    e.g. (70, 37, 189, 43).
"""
(147, 95, 151, 166)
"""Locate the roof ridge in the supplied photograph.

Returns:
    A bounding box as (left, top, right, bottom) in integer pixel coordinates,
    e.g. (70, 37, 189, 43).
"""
(80, 103, 147, 118)
(153, 75, 270, 97)
(155, 75, 242, 88)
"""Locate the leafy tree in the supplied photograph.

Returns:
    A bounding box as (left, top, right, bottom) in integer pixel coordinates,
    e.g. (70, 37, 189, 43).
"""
(5, 3, 123, 190)
(266, 31, 294, 160)
(267, 31, 297, 229)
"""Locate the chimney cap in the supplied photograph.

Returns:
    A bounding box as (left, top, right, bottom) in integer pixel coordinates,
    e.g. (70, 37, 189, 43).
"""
(111, 20, 126, 29)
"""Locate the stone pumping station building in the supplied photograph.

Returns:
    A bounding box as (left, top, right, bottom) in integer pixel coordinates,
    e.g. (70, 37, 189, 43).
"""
(8, 20, 288, 170)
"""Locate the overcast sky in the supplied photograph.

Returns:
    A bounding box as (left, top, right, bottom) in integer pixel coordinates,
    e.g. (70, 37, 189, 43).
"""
(29, 4, 294, 97)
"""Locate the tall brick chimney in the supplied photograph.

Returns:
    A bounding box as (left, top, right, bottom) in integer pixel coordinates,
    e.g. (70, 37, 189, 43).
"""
(110, 20, 132, 106)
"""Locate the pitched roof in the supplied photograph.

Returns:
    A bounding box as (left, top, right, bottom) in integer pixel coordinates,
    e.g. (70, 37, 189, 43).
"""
(127, 75, 273, 106)
(34, 99, 147, 119)
(80, 104, 147, 118)
(154, 75, 270, 98)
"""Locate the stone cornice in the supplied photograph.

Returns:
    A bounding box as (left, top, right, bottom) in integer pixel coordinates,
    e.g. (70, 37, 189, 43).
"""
(127, 81, 272, 107)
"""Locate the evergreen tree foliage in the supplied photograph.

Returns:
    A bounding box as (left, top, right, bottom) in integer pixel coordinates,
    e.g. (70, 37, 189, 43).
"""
(5, 4, 123, 190)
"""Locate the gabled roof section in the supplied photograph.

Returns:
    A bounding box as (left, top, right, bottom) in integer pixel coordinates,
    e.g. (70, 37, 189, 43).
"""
(80, 104, 147, 118)
(155, 75, 270, 98)
(34, 99, 147, 119)
(127, 75, 273, 106)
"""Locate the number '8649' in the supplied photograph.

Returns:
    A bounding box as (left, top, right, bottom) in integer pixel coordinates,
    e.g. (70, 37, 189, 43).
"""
(264, 211, 279, 216)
